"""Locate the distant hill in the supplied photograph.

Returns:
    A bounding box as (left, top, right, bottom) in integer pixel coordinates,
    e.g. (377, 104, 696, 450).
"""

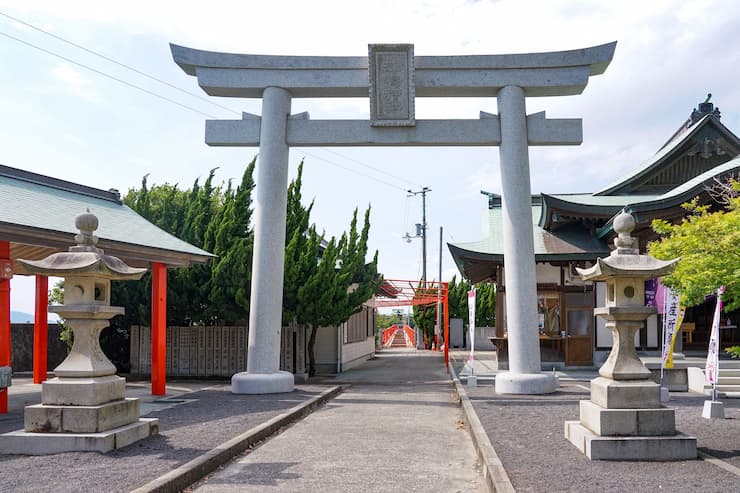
(11, 310, 34, 323)
(10, 311, 59, 323)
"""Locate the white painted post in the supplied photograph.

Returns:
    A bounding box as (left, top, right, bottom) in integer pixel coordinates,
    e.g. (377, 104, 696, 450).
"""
(495, 85, 558, 394)
(232, 86, 295, 394)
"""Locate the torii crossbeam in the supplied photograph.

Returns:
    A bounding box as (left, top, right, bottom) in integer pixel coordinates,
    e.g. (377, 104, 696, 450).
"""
(172, 41, 616, 395)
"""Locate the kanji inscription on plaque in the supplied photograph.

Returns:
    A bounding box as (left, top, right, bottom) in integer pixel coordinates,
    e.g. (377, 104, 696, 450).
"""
(369, 44, 415, 126)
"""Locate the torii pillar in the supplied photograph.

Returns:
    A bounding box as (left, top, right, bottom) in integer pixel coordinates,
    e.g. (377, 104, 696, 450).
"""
(171, 41, 616, 395)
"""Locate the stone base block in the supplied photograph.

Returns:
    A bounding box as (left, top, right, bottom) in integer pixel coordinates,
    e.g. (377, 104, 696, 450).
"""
(660, 387, 670, 402)
(649, 368, 688, 391)
(0, 418, 158, 455)
(231, 371, 294, 394)
(702, 400, 724, 419)
(579, 400, 675, 436)
(42, 375, 126, 406)
(495, 372, 559, 395)
(25, 398, 140, 433)
(565, 421, 696, 461)
(591, 377, 660, 409)
(467, 375, 478, 388)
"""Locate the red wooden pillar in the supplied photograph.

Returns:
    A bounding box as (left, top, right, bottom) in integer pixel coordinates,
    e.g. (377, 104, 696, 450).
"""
(444, 286, 450, 370)
(0, 241, 11, 413)
(151, 262, 167, 396)
(33, 275, 49, 384)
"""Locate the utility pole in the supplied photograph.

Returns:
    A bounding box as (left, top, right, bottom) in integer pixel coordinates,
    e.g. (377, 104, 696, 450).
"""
(404, 187, 431, 283)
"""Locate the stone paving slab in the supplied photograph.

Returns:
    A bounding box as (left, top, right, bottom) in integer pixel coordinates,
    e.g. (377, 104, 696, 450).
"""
(459, 375, 740, 492)
(0, 380, 334, 493)
(192, 350, 485, 493)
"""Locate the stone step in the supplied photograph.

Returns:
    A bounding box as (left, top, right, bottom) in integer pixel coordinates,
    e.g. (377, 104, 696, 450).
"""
(719, 369, 740, 378)
(717, 376, 740, 385)
(565, 421, 696, 461)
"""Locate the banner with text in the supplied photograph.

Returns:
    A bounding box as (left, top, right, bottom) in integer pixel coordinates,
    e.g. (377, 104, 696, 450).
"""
(705, 286, 725, 385)
(662, 288, 684, 369)
(468, 288, 476, 362)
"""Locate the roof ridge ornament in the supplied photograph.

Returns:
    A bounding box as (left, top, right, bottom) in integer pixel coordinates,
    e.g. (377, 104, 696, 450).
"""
(691, 93, 721, 124)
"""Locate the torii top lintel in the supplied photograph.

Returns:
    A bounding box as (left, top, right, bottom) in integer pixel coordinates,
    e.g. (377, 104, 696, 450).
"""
(171, 42, 616, 99)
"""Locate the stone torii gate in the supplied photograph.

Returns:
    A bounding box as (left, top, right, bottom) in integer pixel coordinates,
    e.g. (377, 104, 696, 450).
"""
(171, 41, 616, 395)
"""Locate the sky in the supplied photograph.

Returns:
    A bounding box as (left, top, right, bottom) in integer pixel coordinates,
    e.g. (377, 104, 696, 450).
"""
(2, 0, 739, 316)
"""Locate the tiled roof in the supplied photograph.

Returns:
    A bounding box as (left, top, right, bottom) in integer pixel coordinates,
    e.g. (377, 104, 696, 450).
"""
(449, 206, 610, 259)
(0, 165, 213, 267)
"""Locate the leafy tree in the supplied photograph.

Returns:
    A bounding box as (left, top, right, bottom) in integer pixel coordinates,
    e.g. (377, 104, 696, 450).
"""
(649, 193, 740, 311)
(282, 161, 315, 325)
(376, 312, 401, 332)
(412, 282, 439, 349)
(208, 159, 256, 323)
(297, 207, 380, 376)
(475, 282, 496, 328)
(297, 234, 340, 376)
(447, 275, 471, 321)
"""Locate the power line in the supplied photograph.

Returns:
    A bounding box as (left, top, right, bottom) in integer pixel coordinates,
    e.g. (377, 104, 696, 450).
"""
(0, 30, 218, 118)
(298, 149, 408, 192)
(0, 11, 240, 116)
(319, 148, 422, 189)
(0, 13, 428, 191)
(0, 12, 428, 190)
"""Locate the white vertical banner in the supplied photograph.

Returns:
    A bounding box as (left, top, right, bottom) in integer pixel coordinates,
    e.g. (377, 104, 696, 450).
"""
(468, 288, 476, 363)
(705, 286, 725, 385)
(661, 289, 681, 368)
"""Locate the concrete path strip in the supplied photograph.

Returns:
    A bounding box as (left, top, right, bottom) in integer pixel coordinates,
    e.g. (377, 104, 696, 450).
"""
(450, 365, 515, 493)
(130, 385, 343, 493)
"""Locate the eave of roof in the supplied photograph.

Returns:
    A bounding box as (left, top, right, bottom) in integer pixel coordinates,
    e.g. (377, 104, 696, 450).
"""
(538, 193, 659, 229)
(0, 166, 214, 267)
(595, 115, 740, 196)
(595, 155, 740, 238)
(449, 206, 610, 282)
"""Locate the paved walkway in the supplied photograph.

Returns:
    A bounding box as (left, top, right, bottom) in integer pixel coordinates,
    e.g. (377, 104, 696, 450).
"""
(193, 349, 484, 492)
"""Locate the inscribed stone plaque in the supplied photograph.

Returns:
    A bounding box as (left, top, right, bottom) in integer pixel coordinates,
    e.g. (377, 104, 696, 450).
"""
(369, 44, 415, 126)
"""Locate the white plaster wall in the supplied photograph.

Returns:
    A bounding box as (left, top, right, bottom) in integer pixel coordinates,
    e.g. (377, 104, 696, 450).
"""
(535, 263, 561, 284)
(342, 337, 375, 370)
(312, 326, 338, 372)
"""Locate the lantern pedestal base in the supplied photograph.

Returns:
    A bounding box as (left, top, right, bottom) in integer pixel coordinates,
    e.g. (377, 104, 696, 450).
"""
(0, 418, 158, 455)
(565, 420, 697, 461)
(566, 379, 697, 461)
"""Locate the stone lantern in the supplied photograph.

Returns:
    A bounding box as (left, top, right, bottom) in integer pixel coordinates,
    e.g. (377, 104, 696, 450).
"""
(564, 211, 696, 460)
(0, 211, 158, 454)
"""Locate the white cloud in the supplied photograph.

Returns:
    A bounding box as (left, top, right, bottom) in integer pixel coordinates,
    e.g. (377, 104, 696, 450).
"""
(47, 63, 103, 103)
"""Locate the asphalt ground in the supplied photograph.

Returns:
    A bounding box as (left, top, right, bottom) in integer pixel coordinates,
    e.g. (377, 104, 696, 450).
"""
(451, 354, 740, 493)
(0, 379, 334, 492)
(192, 350, 485, 492)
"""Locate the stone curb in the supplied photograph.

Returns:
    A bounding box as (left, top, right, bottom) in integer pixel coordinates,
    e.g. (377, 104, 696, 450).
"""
(449, 365, 515, 493)
(130, 385, 344, 493)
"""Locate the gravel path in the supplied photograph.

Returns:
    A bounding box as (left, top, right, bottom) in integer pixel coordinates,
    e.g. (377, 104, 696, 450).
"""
(465, 380, 740, 493)
(0, 384, 330, 493)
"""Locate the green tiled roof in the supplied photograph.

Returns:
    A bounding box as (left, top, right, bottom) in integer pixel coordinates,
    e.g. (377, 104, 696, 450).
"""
(546, 193, 659, 207)
(0, 167, 213, 266)
(450, 206, 610, 259)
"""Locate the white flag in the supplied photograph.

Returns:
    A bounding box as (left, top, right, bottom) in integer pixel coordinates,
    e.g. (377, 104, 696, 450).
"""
(468, 288, 476, 362)
(661, 289, 680, 366)
(705, 286, 725, 384)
